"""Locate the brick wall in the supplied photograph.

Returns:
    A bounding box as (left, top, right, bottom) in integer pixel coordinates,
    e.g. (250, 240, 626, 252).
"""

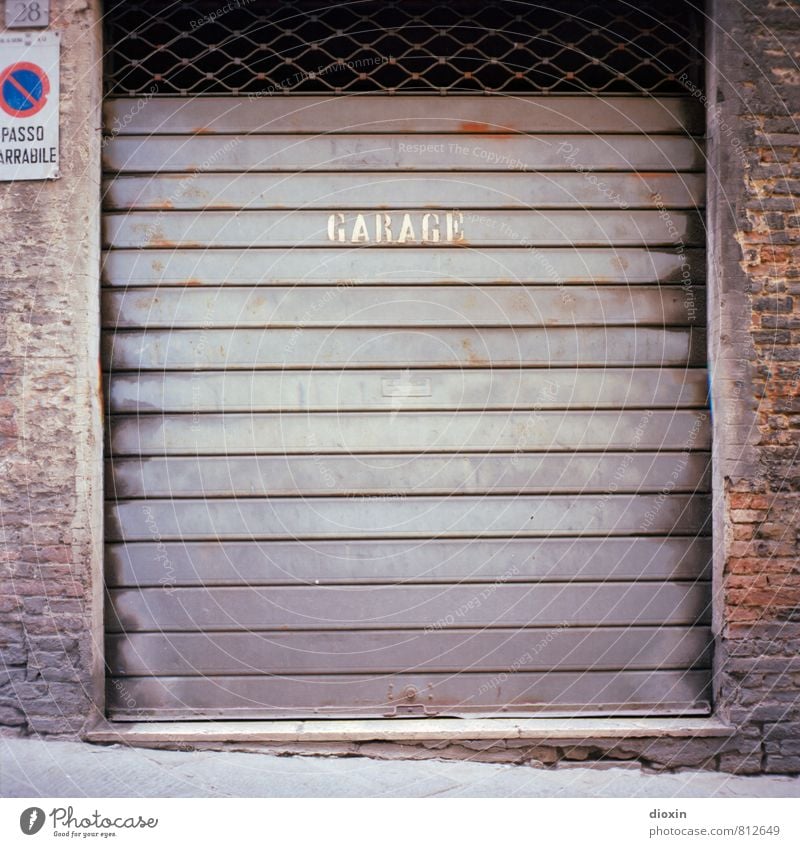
(708, 0, 800, 773)
(0, 0, 103, 735)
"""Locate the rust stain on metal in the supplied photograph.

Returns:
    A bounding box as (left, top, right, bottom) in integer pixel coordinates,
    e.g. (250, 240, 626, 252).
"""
(181, 184, 212, 202)
(459, 123, 516, 141)
(141, 226, 166, 245)
(460, 338, 487, 365)
(152, 240, 203, 249)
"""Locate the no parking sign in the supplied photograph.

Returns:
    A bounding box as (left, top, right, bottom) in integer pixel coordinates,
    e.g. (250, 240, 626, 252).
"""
(0, 30, 59, 180)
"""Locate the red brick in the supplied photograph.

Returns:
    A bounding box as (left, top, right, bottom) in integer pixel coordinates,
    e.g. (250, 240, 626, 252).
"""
(731, 509, 766, 523)
(729, 493, 771, 509)
(727, 575, 770, 590)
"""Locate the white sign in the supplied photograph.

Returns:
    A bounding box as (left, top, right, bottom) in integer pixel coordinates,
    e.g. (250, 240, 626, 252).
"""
(0, 30, 59, 181)
(5, 0, 50, 28)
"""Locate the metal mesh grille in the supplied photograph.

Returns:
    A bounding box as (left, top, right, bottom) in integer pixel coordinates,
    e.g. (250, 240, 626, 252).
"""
(103, 0, 704, 97)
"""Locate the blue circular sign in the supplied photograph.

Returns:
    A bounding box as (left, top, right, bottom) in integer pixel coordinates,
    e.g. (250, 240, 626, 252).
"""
(0, 62, 50, 118)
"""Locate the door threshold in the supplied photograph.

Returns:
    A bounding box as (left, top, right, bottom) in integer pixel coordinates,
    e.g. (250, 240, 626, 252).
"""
(87, 716, 733, 745)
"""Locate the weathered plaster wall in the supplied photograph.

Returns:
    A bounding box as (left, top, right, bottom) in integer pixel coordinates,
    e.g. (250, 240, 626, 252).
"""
(0, 0, 103, 735)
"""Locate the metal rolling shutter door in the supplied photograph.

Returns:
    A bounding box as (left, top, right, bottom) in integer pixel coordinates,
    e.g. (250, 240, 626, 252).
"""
(102, 96, 712, 719)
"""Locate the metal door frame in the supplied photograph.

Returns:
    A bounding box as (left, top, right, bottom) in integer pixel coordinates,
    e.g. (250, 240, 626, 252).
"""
(91, 0, 732, 728)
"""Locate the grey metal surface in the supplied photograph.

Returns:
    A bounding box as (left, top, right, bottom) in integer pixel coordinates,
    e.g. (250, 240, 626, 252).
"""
(106, 582, 710, 631)
(107, 367, 709, 412)
(104, 671, 711, 719)
(105, 537, 712, 586)
(103, 96, 704, 135)
(106, 452, 710, 498)
(105, 367, 708, 414)
(104, 327, 706, 370)
(108, 410, 710, 455)
(103, 286, 704, 329)
(103, 134, 704, 173)
(102, 247, 706, 286)
(103, 210, 705, 249)
(105, 495, 711, 541)
(103, 94, 711, 719)
(107, 627, 712, 675)
(103, 172, 705, 211)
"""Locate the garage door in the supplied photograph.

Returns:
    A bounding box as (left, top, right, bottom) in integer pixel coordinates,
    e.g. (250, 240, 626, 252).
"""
(101, 2, 711, 720)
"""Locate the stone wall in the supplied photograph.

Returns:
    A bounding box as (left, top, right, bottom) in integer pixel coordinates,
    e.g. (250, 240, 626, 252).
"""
(0, 0, 103, 735)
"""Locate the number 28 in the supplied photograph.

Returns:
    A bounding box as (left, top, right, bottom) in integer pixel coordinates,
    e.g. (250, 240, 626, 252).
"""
(14, 2, 44, 23)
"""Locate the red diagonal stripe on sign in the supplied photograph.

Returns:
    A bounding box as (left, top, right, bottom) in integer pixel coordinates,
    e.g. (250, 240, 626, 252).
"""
(6, 72, 41, 109)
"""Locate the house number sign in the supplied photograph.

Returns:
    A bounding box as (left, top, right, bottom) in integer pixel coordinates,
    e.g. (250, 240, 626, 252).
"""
(5, 1, 50, 28)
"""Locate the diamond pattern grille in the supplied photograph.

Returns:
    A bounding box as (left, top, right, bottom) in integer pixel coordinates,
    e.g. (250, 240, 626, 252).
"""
(104, 0, 704, 96)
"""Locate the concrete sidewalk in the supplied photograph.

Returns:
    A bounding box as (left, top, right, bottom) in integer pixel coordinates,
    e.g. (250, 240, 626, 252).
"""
(2, 737, 799, 798)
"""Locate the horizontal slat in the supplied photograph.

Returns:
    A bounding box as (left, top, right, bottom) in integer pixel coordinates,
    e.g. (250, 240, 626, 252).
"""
(105, 537, 712, 586)
(103, 327, 707, 369)
(106, 453, 711, 498)
(103, 96, 704, 135)
(107, 368, 709, 413)
(101, 91, 711, 721)
(103, 209, 704, 249)
(103, 286, 704, 329)
(105, 670, 711, 719)
(108, 410, 710, 456)
(103, 134, 704, 173)
(101, 247, 706, 286)
(107, 582, 710, 631)
(103, 172, 706, 211)
(105, 494, 711, 540)
(107, 627, 712, 675)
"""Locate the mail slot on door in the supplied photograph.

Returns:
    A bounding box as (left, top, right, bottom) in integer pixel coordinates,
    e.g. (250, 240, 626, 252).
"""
(382, 376, 433, 398)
